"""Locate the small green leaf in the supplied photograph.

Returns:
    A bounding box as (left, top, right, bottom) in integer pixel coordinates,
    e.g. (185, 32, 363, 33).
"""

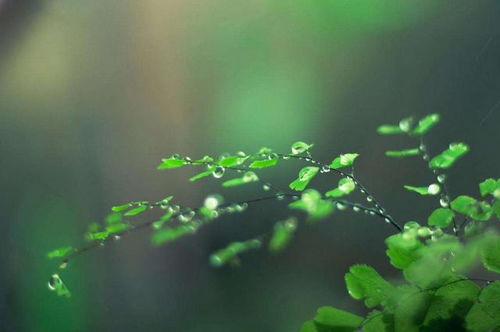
(222, 171, 259, 187)
(385, 232, 424, 269)
(289, 166, 320, 191)
(330, 153, 359, 169)
(111, 204, 130, 212)
(325, 178, 356, 198)
(269, 217, 297, 253)
(151, 223, 199, 246)
(105, 223, 130, 234)
(404, 184, 440, 196)
(291, 141, 314, 155)
(86, 231, 109, 241)
(124, 205, 147, 216)
(312, 306, 363, 331)
(105, 212, 122, 224)
(377, 125, 404, 135)
(47, 246, 73, 259)
(289, 189, 334, 219)
(209, 239, 262, 267)
(493, 200, 500, 218)
(191, 155, 214, 165)
(218, 155, 249, 167)
(479, 178, 497, 197)
(345, 264, 395, 308)
(450, 195, 477, 214)
(385, 148, 420, 158)
(481, 236, 500, 273)
(152, 212, 174, 230)
(249, 158, 278, 169)
(412, 113, 440, 135)
(428, 208, 455, 228)
(429, 142, 469, 169)
(189, 169, 214, 182)
(157, 157, 186, 169)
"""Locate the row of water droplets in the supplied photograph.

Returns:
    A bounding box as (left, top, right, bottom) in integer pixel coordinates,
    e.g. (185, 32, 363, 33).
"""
(417, 141, 450, 208)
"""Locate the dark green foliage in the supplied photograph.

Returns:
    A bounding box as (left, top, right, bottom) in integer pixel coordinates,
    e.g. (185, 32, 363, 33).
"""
(47, 114, 499, 332)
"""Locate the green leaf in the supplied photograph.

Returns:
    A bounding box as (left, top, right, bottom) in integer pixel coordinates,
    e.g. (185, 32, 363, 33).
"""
(479, 178, 497, 197)
(189, 169, 214, 182)
(312, 306, 363, 332)
(209, 239, 262, 267)
(299, 320, 317, 332)
(191, 155, 214, 165)
(325, 178, 356, 198)
(151, 223, 199, 246)
(86, 231, 109, 241)
(344, 264, 395, 308)
(404, 184, 440, 196)
(363, 310, 393, 332)
(394, 290, 431, 332)
(105, 212, 122, 224)
(48, 274, 71, 298)
(429, 142, 469, 169)
(222, 171, 259, 187)
(157, 157, 186, 169)
(152, 212, 174, 230)
(291, 141, 314, 155)
(289, 189, 334, 219)
(377, 125, 404, 135)
(385, 232, 424, 269)
(423, 279, 480, 327)
(268, 217, 297, 253)
(105, 223, 130, 234)
(47, 246, 73, 259)
(412, 113, 440, 135)
(465, 282, 500, 332)
(481, 236, 500, 273)
(289, 166, 319, 191)
(329, 153, 359, 169)
(111, 204, 130, 212)
(451, 196, 493, 221)
(218, 155, 249, 167)
(124, 205, 147, 216)
(493, 200, 500, 218)
(249, 158, 278, 169)
(385, 148, 420, 158)
(427, 208, 455, 228)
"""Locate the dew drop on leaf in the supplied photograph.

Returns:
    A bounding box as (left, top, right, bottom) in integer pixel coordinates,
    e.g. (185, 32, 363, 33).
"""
(212, 166, 225, 178)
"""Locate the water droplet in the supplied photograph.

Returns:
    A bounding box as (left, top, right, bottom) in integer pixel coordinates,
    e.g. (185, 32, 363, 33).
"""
(236, 151, 246, 157)
(212, 166, 225, 178)
(352, 206, 360, 212)
(204, 195, 223, 210)
(48, 274, 61, 291)
(366, 196, 373, 202)
(422, 154, 430, 161)
(404, 221, 420, 231)
(113, 235, 121, 241)
(243, 171, 258, 182)
(276, 193, 285, 200)
(58, 260, 68, 270)
(262, 184, 271, 191)
(399, 117, 413, 132)
(210, 255, 223, 267)
(320, 165, 331, 173)
(336, 202, 347, 210)
(419, 143, 426, 151)
(235, 203, 248, 212)
(282, 155, 290, 160)
(268, 153, 279, 160)
(437, 174, 446, 183)
(427, 184, 441, 195)
(184, 156, 192, 163)
(440, 196, 450, 208)
(178, 209, 195, 223)
(384, 217, 392, 224)
(369, 211, 376, 216)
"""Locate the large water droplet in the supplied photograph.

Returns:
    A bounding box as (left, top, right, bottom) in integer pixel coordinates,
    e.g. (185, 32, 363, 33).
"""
(427, 184, 441, 195)
(439, 196, 450, 208)
(243, 171, 258, 182)
(366, 196, 373, 202)
(262, 184, 271, 191)
(212, 166, 225, 178)
(48, 274, 61, 291)
(437, 174, 446, 183)
(204, 195, 223, 210)
(336, 202, 347, 210)
(352, 206, 360, 212)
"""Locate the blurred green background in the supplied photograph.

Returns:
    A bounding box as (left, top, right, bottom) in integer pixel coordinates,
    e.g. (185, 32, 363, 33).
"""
(1, 1, 499, 331)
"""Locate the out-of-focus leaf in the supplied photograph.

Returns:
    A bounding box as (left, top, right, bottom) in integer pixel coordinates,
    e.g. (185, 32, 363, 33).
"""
(209, 239, 261, 267)
(189, 168, 214, 182)
(312, 306, 363, 332)
(157, 157, 186, 169)
(249, 158, 278, 169)
(465, 282, 500, 331)
(124, 205, 147, 216)
(289, 189, 334, 219)
(222, 171, 258, 187)
(481, 236, 500, 273)
(291, 141, 314, 155)
(385, 148, 420, 158)
(268, 217, 297, 253)
(412, 113, 440, 135)
(479, 178, 496, 197)
(377, 125, 404, 135)
(325, 178, 356, 198)
(151, 223, 199, 246)
(47, 246, 73, 259)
